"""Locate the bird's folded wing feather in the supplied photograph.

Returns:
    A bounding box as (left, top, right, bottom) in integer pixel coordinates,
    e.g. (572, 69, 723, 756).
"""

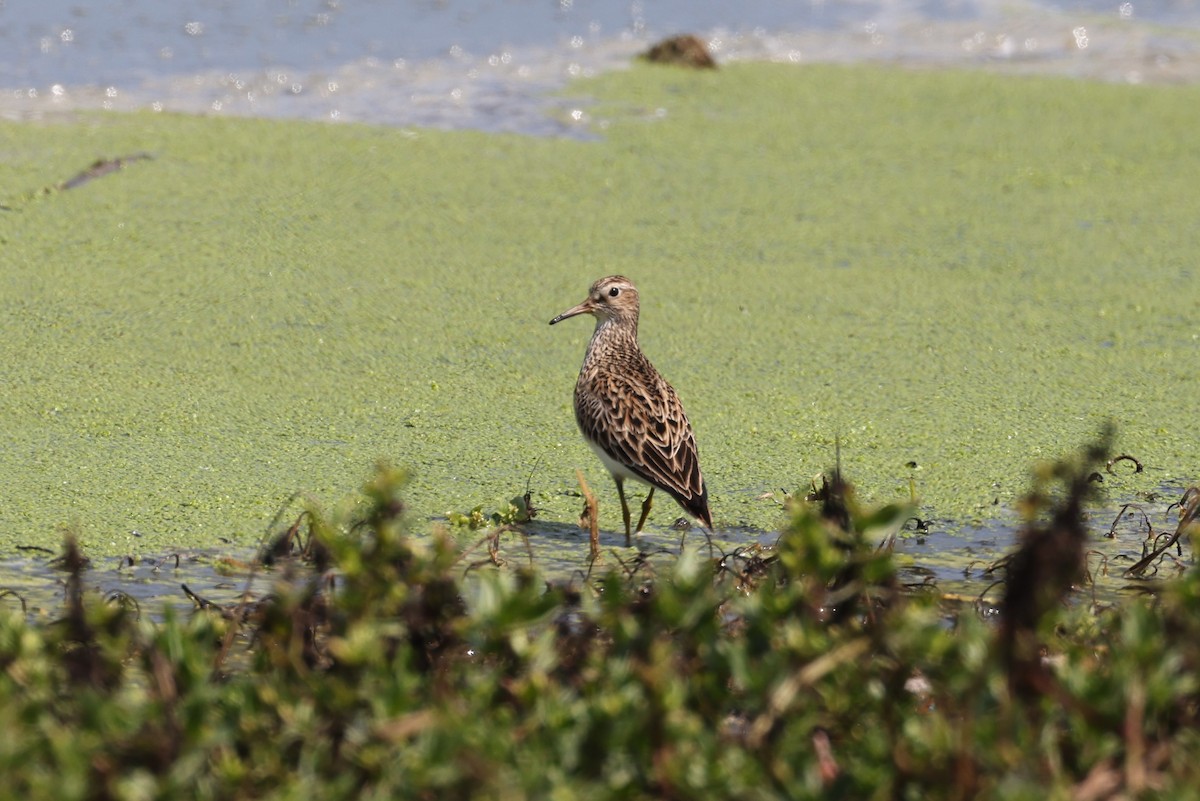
(576, 372, 705, 503)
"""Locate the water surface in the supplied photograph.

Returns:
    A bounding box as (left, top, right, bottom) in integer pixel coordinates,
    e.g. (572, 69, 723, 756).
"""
(3, 0, 1199, 133)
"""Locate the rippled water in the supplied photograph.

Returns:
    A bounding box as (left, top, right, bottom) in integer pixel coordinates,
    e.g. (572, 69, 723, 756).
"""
(2, 0, 1199, 133)
(1, 487, 1187, 624)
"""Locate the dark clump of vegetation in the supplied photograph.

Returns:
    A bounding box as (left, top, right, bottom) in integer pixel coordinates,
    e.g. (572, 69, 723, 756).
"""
(640, 34, 718, 69)
(1, 442, 1199, 799)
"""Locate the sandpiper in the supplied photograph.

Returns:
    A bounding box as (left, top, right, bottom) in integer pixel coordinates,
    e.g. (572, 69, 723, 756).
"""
(550, 275, 713, 544)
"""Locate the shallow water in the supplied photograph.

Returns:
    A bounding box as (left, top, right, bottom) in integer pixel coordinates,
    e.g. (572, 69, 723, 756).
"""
(2, 488, 1187, 624)
(0, 550, 274, 623)
(446, 477, 1193, 607)
(3, 0, 1199, 133)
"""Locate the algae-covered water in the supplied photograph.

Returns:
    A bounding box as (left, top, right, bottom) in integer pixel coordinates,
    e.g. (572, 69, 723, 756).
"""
(1, 63, 1197, 561)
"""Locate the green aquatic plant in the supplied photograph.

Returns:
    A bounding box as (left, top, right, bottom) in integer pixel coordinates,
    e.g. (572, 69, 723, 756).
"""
(447, 493, 537, 530)
(4, 66, 1199, 555)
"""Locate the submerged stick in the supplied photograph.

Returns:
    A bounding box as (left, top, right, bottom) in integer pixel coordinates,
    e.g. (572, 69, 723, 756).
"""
(1125, 486, 1200, 577)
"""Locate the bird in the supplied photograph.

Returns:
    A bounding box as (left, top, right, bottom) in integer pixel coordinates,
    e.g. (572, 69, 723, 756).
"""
(549, 275, 713, 545)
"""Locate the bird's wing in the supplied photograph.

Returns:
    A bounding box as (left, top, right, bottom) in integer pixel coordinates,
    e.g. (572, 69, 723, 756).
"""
(576, 368, 706, 507)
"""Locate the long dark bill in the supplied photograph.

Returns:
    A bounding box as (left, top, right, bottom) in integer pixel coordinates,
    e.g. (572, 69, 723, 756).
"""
(548, 300, 593, 325)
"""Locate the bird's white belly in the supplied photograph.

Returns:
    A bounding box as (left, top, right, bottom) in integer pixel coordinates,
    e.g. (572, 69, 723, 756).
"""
(585, 439, 649, 486)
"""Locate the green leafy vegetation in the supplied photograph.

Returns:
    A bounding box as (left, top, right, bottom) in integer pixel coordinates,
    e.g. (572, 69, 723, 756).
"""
(447, 493, 536, 530)
(2, 438, 1198, 798)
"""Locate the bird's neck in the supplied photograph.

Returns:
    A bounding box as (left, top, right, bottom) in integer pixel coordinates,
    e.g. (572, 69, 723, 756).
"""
(584, 316, 640, 366)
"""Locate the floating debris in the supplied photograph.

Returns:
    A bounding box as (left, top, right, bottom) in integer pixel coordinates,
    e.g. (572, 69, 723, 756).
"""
(640, 35, 717, 69)
(58, 153, 153, 191)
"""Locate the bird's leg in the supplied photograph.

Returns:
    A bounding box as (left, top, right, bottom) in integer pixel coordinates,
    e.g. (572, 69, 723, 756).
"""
(635, 487, 655, 537)
(615, 476, 633, 546)
(575, 469, 600, 563)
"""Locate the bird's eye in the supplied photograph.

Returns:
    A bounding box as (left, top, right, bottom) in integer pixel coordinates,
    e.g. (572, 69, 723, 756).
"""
(608, 287, 620, 298)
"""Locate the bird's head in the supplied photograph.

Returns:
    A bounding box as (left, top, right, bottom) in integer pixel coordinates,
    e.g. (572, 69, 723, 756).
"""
(549, 275, 640, 327)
